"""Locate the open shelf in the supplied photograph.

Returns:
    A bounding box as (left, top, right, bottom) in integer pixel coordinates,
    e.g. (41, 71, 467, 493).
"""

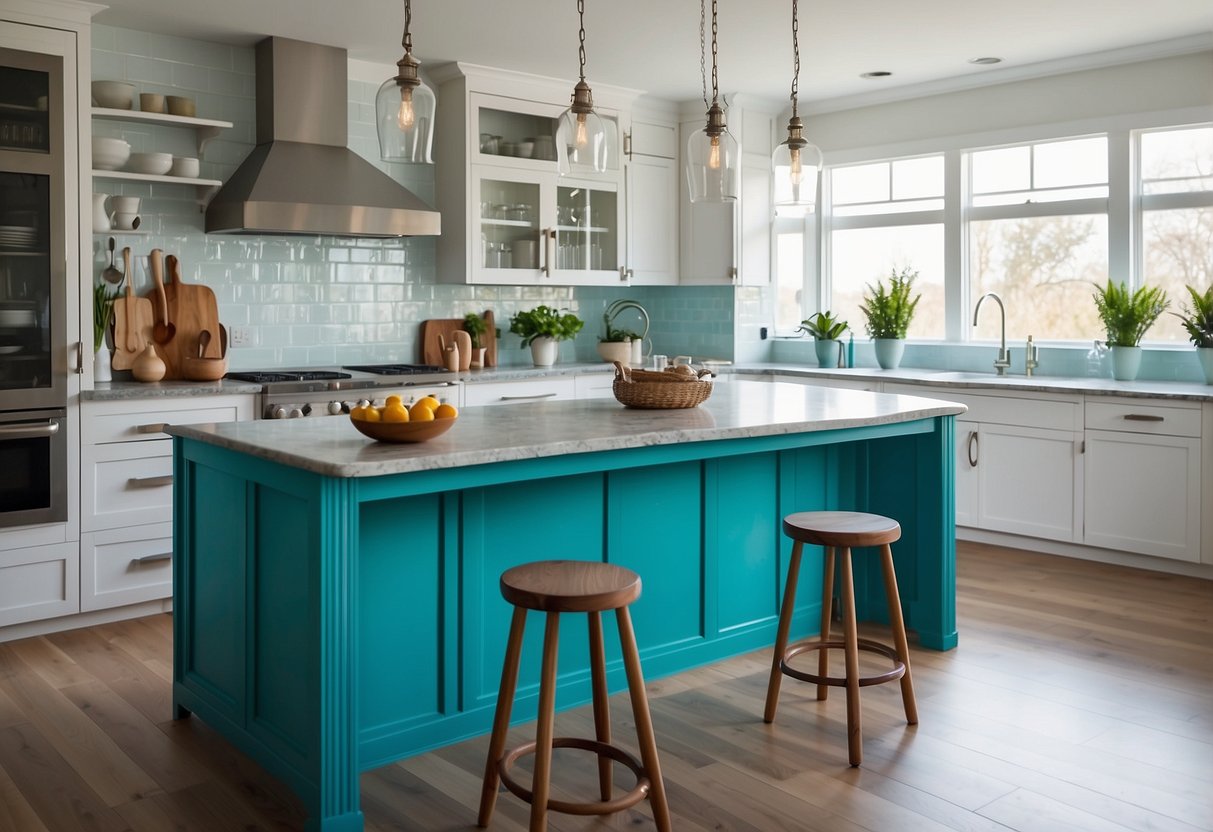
(92, 169, 222, 207)
(91, 107, 233, 155)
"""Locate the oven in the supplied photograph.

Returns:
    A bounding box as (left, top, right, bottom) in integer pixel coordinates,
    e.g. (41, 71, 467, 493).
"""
(0, 407, 66, 528)
(225, 365, 459, 420)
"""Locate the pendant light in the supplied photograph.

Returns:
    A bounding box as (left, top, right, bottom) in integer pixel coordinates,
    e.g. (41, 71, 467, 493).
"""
(772, 0, 822, 211)
(686, 0, 739, 203)
(376, 0, 436, 164)
(556, 0, 609, 175)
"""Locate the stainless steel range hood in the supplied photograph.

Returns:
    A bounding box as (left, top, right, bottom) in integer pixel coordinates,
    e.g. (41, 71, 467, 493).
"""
(205, 37, 440, 238)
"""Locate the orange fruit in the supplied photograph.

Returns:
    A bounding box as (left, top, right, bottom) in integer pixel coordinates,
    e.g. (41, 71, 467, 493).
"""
(409, 402, 436, 421)
(350, 406, 368, 421)
(382, 404, 409, 423)
(414, 395, 440, 411)
(385, 394, 404, 408)
(362, 406, 382, 422)
(434, 403, 458, 420)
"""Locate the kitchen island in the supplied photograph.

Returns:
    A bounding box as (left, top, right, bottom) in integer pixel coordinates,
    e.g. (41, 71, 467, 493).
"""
(168, 380, 963, 832)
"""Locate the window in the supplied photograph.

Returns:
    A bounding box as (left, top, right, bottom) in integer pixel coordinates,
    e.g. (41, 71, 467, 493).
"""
(968, 136, 1108, 341)
(825, 157, 945, 339)
(1139, 125, 1213, 342)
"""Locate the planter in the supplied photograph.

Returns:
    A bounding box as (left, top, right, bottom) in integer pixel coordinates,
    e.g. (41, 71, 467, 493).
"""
(469, 346, 488, 370)
(1197, 347, 1213, 385)
(94, 347, 112, 382)
(873, 338, 905, 370)
(597, 340, 633, 365)
(1110, 345, 1142, 381)
(530, 337, 559, 367)
(814, 339, 841, 369)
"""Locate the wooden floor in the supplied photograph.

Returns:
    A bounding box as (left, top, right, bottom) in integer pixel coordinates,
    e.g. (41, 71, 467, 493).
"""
(0, 541, 1210, 832)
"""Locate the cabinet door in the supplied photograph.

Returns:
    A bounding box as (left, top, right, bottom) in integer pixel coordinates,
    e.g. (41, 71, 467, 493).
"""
(472, 168, 549, 284)
(976, 423, 1081, 542)
(463, 377, 576, 407)
(554, 178, 621, 284)
(1083, 430, 1201, 562)
(625, 154, 678, 285)
(956, 420, 979, 528)
(0, 541, 77, 626)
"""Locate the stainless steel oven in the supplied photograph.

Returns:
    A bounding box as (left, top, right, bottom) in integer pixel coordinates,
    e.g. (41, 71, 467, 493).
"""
(0, 407, 65, 528)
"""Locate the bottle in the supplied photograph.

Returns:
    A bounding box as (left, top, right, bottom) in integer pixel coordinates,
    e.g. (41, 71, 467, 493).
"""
(846, 333, 855, 368)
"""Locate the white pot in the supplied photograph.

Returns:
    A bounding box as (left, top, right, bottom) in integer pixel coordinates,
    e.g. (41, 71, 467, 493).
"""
(1197, 347, 1213, 385)
(530, 337, 559, 367)
(1110, 345, 1142, 381)
(597, 340, 632, 364)
(94, 347, 112, 382)
(873, 338, 905, 370)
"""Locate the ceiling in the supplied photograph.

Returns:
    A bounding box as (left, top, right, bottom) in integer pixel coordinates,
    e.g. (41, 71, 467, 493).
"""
(93, 0, 1213, 107)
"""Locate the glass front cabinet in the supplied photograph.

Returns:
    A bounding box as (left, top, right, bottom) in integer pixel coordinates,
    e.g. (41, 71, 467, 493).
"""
(435, 67, 633, 286)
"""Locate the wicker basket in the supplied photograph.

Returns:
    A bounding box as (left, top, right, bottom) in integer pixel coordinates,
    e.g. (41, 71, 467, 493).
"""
(612, 361, 713, 409)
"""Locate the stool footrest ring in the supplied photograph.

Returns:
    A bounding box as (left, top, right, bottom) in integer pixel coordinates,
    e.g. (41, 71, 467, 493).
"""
(498, 737, 651, 816)
(781, 638, 906, 688)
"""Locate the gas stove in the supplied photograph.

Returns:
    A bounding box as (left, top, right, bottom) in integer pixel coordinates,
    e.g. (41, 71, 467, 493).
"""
(228, 364, 459, 419)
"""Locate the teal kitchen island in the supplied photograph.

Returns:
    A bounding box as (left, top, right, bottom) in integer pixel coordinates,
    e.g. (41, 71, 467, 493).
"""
(167, 379, 964, 831)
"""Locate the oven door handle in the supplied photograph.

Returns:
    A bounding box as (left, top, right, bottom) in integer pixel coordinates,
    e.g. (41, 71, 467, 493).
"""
(0, 419, 60, 440)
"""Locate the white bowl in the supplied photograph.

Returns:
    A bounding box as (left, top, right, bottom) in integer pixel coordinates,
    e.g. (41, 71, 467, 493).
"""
(92, 136, 131, 171)
(169, 156, 200, 178)
(127, 152, 173, 175)
(92, 80, 135, 109)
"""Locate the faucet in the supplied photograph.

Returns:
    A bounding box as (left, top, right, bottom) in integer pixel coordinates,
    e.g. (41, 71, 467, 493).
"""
(1024, 335, 1039, 377)
(972, 292, 1011, 375)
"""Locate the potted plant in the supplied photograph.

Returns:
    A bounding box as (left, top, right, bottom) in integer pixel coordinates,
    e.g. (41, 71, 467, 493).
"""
(93, 281, 117, 382)
(798, 311, 849, 368)
(462, 312, 490, 369)
(509, 305, 584, 367)
(1171, 283, 1213, 384)
(1092, 280, 1168, 381)
(860, 268, 920, 370)
(597, 311, 640, 365)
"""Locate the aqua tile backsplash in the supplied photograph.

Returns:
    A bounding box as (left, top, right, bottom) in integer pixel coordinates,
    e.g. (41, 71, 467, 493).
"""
(90, 25, 742, 370)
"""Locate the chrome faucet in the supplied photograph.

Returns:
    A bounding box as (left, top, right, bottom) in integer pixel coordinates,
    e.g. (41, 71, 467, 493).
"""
(1024, 335, 1039, 377)
(973, 292, 1011, 375)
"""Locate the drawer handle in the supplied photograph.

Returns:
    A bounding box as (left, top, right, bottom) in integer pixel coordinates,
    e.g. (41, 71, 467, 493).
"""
(499, 392, 558, 401)
(1123, 414, 1164, 422)
(128, 475, 173, 488)
(131, 552, 172, 565)
(136, 422, 168, 434)
(967, 431, 978, 468)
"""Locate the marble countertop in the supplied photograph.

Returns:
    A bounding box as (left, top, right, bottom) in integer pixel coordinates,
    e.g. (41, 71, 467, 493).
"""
(82, 378, 263, 400)
(734, 364, 1213, 401)
(166, 379, 965, 478)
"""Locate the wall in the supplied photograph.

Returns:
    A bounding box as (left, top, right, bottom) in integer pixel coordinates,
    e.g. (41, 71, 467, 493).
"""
(90, 25, 737, 370)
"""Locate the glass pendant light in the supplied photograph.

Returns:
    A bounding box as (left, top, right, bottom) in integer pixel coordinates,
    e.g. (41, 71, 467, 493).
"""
(686, 0, 739, 203)
(376, 0, 436, 164)
(772, 0, 822, 211)
(556, 0, 609, 175)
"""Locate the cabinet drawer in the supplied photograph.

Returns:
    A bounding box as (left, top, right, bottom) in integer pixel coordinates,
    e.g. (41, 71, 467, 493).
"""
(1085, 399, 1201, 437)
(82, 398, 250, 445)
(82, 441, 172, 531)
(574, 373, 616, 399)
(0, 542, 79, 627)
(81, 524, 173, 611)
(884, 385, 1081, 431)
(464, 378, 576, 407)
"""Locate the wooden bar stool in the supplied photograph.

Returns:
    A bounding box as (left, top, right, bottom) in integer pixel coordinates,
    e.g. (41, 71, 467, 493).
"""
(764, 511, 918, 766)
(478, 560, 671, 832)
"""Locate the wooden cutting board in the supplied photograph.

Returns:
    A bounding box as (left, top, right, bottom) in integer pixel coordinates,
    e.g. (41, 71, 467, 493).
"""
(112, 264, 154, 371)
(152, 253, 222, 379)
(420, 310, 497, 369)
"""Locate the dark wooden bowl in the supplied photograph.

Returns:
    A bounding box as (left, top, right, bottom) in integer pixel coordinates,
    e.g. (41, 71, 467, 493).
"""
(349, 414, 455, 443)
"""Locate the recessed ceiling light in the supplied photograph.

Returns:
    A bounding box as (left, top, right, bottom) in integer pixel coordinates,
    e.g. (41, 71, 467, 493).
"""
(968, 57, 1003, 65)
(860, 71, 892, 79)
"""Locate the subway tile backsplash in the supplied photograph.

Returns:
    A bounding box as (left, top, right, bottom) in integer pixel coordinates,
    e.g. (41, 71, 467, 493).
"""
(91, 25, 740, 370)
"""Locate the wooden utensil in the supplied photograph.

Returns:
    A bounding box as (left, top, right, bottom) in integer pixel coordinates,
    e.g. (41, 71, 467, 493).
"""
(152, 254, 222, 379)
(197, 329, 211, 358)
(421, 310, 497, 368)
(453, 330, 472, 372)
(149, 248, 176, 344)
(111, 247, 154, 371)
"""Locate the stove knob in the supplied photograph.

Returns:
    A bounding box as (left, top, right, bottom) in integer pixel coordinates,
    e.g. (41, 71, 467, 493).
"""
(270, 406, 289, 420)
(287, 407, 305, 419)
(327, 401, 343, 415)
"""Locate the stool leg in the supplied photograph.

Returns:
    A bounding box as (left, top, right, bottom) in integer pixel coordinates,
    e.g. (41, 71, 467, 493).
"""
(764, 540, 804, 723)
(839, 547, 863, 766)
(616, 606, 672, 832)
(588, 610, 613, 802)
(879, 543, 919, 725)
(529, 612, 562, 832)
(817, 546, 836, 702)
(479, 606, 528, 827)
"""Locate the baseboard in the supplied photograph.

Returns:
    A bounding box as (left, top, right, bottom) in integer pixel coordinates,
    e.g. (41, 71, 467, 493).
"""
(957, 528, 1213, 580)
(0, 598, 173, 644)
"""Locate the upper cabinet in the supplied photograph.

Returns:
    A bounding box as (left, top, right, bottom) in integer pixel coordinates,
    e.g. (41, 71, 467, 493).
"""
(432, 63, 637, 286)
(622, 117, 679, 285)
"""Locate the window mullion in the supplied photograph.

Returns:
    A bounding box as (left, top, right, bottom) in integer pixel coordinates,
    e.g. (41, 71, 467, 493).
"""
(945, 148, 965, 342)
(1108, 128, 1132, 287)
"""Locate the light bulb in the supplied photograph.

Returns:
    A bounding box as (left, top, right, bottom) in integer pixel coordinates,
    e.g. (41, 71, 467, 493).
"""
(397, 87, 415, 130)
(708, 135, 721, 170)
(789, 147, 802, 187)
(575, 113, 588, 148)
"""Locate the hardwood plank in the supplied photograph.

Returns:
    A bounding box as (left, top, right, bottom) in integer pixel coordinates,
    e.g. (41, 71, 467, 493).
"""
(5, 637, 93, 690)
(977, 787, 1140, 832)
(45, 626, 174, 725)
(0, 760, 49, 832)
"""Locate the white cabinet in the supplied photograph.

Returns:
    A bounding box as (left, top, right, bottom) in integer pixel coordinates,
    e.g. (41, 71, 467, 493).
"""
(0, 542, 78, 627)
(1082, 399, 1202, 562)
(79, 395, 252, 610)
(623, 119, 678, 285)
(463, 377, 576, 407)
(574, 372, 616, 400)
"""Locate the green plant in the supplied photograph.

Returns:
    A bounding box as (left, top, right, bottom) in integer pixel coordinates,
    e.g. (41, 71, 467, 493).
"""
(1171, 284, 1213, 348)
(797, 311, 849, 340)
(1092, 280, 1168, 347)
(508, 305, 584, 346)
(601, 310, 640, 343)
(860, 268, 921, 339)
(93, 282, 117, 352)
(462, 312, 488, 349)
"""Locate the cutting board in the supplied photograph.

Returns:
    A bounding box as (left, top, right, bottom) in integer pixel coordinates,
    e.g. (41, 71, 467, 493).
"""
(112, 278, 153, 371)
(152, 253, 222, 379)
(420, 310, 497, 369)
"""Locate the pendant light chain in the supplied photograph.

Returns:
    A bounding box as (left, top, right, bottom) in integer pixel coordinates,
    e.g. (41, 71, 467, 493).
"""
(710, 0, 720, 104)
(699, 0, 708, 110)
(577, 0, 588, 81)
(790, 0, 799, 118)
(402, 0, 412, 53)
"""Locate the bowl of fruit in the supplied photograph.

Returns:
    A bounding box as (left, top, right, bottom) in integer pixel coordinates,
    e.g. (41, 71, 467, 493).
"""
(349, 394, 459, 443)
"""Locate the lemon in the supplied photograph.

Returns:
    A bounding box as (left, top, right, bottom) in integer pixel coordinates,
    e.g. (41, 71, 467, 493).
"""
(362, 406, 382, 422)
(382, 403, 410, 423)
(409, 402, 436, 421)
(385, 394, 404, 408)
(350, 406, 368, 421)
(414, 395, 440, 411)
(434, 403, 458, 420)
